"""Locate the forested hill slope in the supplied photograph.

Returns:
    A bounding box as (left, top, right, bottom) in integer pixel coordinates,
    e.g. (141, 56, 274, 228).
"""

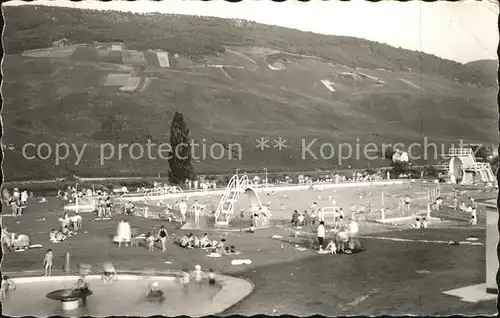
(1, 5, 497, 180)
(3, 5, 494, 88)
(465, 59, 498, 86)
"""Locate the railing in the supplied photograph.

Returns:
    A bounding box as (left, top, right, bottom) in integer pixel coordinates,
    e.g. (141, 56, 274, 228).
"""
(436, 161, 492, 171)
(115, 178, 408, 203)
(435, 162, 449, 170)
(463, 162, 491, 171)
(448, 148, 474, 156)
(120, 186, 183, 199)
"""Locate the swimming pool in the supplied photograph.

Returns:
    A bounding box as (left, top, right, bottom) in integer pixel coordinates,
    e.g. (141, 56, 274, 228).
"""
(3, 274, 222, 317)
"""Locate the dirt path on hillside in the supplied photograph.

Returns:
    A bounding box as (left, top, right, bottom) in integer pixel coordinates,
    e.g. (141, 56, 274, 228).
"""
(225, 48, 258, 65)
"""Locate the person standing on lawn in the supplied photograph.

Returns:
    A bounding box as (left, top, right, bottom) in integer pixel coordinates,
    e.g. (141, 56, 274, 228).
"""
(317, 221, 326, 252)
(157, 225, 169, 252)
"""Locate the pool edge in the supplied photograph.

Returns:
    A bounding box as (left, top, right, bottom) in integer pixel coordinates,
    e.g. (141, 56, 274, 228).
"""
(5, 270, 255, 316)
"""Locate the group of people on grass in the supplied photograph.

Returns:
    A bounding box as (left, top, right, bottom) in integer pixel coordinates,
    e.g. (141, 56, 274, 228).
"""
(175, 199, 206, 224)
(291, 202, 346, 229)
(145, 225, 169, 251)
(174, 233, 238, 255)
(291, 209, 316, 226)
(175, 233, 213, 249)
(1, 227, 30, 251)
(58, 186, 80, 203)
(251, 206, 270, 228)
(50, 212, 82, 243)
(113, 221, 171, 251)
(57, 187, 114, 218)
(112, 217, 243, 257)
(316, 215, 362, 255)
(96, 196, 113, 218)
(123, 201, 136, 215)
(3, 188, 30, 216)
(451, 192, 478, 226)
(412, 217, 429, 229)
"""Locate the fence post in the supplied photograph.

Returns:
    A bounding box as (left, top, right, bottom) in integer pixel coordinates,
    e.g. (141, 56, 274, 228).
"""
(64, 252, 70, 273)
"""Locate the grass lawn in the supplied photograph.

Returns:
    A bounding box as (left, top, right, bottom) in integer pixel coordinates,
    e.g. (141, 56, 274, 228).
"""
(1, 188, 495, 315)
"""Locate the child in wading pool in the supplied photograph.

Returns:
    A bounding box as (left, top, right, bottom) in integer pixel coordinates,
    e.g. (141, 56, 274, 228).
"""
(43, 249, 53, 277)
(1, 276, 16, 301)
(208, 269, 216, 288)
(192, 265, 204, 287)
(181, 271, 191, 292)
(102, 262, 118, 284)
(146, 281, 164, 299)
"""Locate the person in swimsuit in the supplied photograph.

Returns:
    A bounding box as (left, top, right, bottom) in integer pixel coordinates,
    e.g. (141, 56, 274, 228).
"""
(291, 210, 299, 226)
(179, 270, 191, 293)
(403, 195, 411, 211)
(146, 281, 164, 301)
(412, 218, 422, 229)
(1, 276, 16, 301)
(147, 232, 155, 252)
(43, 249, 53, 277)
(70, 277, 90, 306)
(208, 269, 216, 288)
(178, 200, 188, 223)
(157, 226, 169, 252)
(325, 240, 337, 254)
(102, 262, 117, 284)
(200, 233, 212, 247)
(192, 265, 204, 287)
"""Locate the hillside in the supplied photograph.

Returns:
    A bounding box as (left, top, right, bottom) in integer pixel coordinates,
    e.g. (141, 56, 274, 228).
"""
(1, 6, 498, 181)
(465, 59, 498, 86)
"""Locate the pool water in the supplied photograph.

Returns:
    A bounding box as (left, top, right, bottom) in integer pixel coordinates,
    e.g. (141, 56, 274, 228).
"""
(3, 275, 221, 317)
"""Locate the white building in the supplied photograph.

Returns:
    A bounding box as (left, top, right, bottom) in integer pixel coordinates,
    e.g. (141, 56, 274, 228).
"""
(392, 150, 409, 163)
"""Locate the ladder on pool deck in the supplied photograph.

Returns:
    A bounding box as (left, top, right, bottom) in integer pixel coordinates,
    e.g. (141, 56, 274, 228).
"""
(215, 174, 251, 226)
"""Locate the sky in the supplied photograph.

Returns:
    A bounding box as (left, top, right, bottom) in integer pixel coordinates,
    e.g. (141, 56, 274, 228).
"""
(4, 0, 498, 63)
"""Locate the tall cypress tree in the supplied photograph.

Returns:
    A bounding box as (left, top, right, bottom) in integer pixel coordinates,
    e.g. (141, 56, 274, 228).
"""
(168, 111, 196, 184)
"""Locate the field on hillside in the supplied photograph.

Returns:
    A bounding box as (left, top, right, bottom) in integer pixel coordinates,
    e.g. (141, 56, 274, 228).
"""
(2, 6, 497, 181)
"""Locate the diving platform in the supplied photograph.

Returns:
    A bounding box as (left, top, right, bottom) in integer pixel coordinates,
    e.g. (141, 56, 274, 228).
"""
(436, 147, 495, 185)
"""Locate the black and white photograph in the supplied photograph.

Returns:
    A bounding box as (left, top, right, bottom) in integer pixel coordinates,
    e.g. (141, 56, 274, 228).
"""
(0, 0, 498, 316)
